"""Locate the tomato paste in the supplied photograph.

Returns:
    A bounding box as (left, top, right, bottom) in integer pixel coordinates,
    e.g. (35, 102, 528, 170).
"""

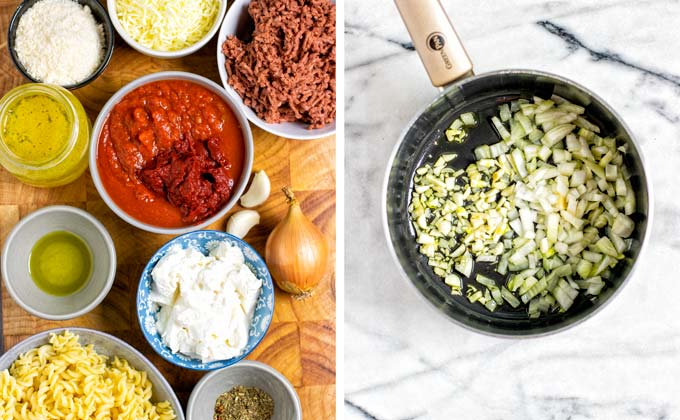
(97, 80, 244, 227)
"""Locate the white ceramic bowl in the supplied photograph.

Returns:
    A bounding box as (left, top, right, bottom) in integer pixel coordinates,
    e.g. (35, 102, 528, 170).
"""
(89, 71, 253, 235)
(216, 0, 336, 140)
(0, 328, 185, 420)
(187, 361, 302, 420)
(1, 206, 116, 320)
(107, 0, 227, 59)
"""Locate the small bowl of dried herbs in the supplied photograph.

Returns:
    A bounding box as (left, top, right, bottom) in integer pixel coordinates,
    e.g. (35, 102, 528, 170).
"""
(186, 360, 301, 420)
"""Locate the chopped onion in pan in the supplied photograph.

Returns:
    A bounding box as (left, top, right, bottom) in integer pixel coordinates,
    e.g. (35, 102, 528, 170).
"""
(408, 95, 636, 317)
(445, 112, 478, 143)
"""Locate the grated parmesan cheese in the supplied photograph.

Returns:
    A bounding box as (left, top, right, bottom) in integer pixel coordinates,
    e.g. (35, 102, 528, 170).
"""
(116, 0, 220, 52)
(14, 0, 104, 86)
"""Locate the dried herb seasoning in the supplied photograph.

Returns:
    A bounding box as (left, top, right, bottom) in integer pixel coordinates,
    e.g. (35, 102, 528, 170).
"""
(214, 385, 275, 420)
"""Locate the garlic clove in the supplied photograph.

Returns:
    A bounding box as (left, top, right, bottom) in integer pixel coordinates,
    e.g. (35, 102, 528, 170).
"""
(226, 210, 260, 238)
(240, 170, 270, 208)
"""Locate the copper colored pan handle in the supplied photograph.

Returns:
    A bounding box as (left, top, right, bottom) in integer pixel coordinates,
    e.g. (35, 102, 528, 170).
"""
(394, 0, 473, 87)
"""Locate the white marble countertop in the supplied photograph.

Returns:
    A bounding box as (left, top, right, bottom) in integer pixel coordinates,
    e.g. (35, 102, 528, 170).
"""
(345, 1, 680, 419)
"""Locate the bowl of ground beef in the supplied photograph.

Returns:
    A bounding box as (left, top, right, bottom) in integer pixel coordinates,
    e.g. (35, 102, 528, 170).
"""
(90, 71, 253, 234)
(217, 0, 336, 140)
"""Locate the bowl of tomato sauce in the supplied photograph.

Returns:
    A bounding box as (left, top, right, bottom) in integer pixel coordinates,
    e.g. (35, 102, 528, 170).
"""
(90, 71, 253, 234)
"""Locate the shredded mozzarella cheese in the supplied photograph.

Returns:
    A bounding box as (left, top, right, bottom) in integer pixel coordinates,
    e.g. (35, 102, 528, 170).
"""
(116, 0, 220, 52)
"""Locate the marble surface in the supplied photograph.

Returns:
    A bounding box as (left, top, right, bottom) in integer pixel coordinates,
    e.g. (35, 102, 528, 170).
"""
(345, 1, 680, 419)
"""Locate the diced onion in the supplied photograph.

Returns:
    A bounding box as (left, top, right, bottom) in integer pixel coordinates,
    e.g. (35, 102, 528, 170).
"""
(408, 97, 637, 317)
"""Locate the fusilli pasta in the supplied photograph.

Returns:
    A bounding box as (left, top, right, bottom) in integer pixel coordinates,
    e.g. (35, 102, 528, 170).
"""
(0, 331, 176, 420)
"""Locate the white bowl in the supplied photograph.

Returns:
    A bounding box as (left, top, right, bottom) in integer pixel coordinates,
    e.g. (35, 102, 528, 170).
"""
(1, 206, 116, 320)
(0, 328, 185, 420)
(187, 361, 302, 420)
(90, 71, 253, 235)
(216, 0, 336, 140)
(107, 0, 228, 59)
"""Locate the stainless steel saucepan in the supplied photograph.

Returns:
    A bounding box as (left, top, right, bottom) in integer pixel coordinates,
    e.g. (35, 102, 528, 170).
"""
(383, 0, 652, 336)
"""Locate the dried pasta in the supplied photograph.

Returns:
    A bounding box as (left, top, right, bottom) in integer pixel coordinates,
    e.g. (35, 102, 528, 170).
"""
(0, 331, 176, 420)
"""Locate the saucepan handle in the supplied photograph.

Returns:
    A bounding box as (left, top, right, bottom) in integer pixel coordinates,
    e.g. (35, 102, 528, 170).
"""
(394, 0, 474, 87)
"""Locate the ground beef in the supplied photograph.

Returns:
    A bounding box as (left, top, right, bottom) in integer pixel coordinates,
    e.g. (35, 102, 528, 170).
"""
(221, 0, 336, 129)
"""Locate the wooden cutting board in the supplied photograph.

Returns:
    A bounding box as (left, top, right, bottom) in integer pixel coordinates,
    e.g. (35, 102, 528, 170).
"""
(0, 1, 336, 418)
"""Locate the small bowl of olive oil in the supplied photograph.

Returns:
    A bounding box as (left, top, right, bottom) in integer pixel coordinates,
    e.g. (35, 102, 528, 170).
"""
(1, 205, 116, 320)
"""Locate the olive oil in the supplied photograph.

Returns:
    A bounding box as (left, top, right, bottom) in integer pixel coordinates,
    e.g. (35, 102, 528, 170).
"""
(29, 230, 92, 296)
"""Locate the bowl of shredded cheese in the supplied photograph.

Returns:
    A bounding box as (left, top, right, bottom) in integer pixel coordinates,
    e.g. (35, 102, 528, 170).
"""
(108, 0, 227, 58)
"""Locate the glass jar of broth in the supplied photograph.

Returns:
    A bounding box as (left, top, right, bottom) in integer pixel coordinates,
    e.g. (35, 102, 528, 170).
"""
(0, 83, 90, 187)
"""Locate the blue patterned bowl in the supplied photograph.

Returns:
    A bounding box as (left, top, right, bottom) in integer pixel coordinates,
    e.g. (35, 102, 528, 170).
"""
(137, 230, 274, 370)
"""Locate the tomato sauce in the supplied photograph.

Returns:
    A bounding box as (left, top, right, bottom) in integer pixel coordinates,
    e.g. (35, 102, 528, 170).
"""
(97, 80, 244, 228)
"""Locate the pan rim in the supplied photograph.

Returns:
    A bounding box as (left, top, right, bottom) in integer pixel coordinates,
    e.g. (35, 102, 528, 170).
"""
(381, 68, 654, 338)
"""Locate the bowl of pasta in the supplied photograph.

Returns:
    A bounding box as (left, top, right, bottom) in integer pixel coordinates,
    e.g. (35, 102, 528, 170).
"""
(0, 328, 184, 420)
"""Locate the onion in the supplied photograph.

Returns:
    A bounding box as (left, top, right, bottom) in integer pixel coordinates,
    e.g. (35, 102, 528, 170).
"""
(265, 187, 328, 297)
(409, 94, 637, 316)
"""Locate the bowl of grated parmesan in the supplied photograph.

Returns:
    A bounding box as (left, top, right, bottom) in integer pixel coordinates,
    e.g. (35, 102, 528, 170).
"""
(8, 0, 114, 89)
(108, 0, 227, 59)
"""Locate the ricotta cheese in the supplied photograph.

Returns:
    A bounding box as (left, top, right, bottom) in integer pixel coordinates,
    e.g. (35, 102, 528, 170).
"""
(149, 241, 262, 363)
